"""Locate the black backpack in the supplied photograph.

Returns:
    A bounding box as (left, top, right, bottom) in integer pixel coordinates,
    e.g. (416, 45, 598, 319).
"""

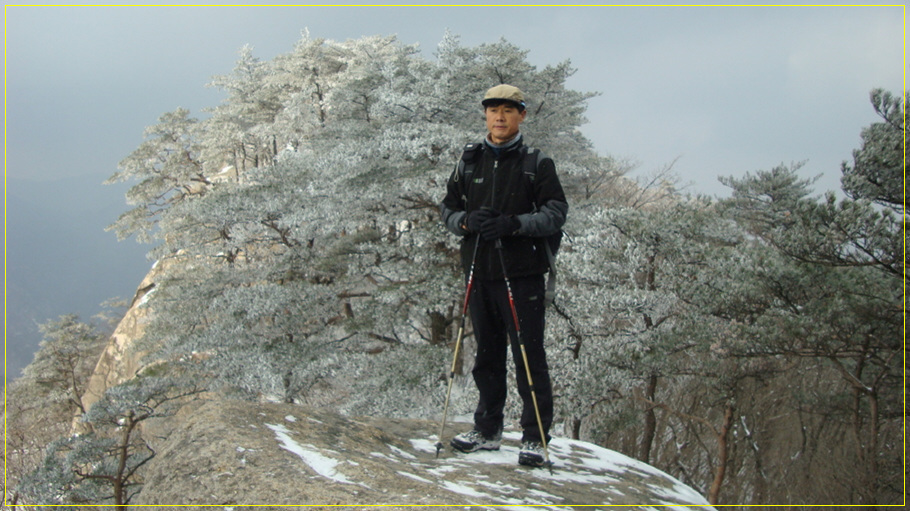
(457, 142, 563, 304)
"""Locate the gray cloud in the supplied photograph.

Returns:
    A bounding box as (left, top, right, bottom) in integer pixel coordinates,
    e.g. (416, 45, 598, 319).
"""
(6, 5, 905, 192)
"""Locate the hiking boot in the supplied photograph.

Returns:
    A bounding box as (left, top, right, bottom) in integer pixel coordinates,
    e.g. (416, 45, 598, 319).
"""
(518, 440, 546, 467)
(450, 429, 502, 453)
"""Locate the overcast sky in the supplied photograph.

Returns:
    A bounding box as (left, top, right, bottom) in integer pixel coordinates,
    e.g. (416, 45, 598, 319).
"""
(5, 4, 905, 198)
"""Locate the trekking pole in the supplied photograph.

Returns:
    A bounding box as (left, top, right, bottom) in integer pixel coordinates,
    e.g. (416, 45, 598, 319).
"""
(435, 237, 481, 458)
(494, 238, 554, 473)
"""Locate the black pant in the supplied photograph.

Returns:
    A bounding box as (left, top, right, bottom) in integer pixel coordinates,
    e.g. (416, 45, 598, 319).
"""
(468, 274, 553, 443)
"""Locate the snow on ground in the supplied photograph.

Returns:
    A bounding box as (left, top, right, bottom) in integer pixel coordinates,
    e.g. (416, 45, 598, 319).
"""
(264, 415, 712, 509)
(265, 422, 356, 485)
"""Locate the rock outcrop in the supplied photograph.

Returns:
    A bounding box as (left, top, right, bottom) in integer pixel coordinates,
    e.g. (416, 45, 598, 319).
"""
(135, 397, 714, 510)
(79, 260, 163, 417)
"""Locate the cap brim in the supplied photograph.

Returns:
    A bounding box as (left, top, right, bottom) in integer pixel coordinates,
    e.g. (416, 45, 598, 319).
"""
(482, 98, 526, 109)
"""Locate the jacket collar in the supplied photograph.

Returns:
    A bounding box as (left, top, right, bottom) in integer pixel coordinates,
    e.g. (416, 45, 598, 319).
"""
(484, 132, 523, 156)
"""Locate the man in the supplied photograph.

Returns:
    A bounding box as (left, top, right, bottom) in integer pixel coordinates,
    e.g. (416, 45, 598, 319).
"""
(439, 84, 568, 467)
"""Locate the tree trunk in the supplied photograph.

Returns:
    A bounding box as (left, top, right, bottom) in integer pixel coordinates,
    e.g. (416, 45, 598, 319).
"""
(707, 403, 734, 505)
(114, 412, 137, 508)
(638, 256, 658, 465)
(570, 417, 582, 440)
(861, 390, 880, 505)
(638, 375, 658, 464)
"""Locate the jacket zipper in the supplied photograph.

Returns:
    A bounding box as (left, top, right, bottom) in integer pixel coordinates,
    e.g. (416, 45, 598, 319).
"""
(485, 159, 500, 277)
(490, 159, 499, 211)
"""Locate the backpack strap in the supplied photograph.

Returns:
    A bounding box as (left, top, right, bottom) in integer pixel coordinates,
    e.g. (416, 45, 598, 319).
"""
(521, 147, 559, 306)
(522, 146, 540, 182)
(456, 142, 483, 183)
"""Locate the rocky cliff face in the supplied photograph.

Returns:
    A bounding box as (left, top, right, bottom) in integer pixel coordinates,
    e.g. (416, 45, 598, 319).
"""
(79, 260, 164, 419)
(135, 398, 713, 510)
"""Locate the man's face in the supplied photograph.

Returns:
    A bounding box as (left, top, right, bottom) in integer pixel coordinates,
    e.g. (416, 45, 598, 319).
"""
(485, 102, 527, 145)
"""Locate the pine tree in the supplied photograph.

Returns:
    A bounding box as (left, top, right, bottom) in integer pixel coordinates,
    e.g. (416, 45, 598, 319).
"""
(4, 315, 111, 507)
(20, 376, 202, 508)
(105, 108, 206, 243)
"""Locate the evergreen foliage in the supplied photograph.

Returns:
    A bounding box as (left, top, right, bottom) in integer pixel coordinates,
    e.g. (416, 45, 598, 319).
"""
(20, 376, 202, 509)
(4, 315, 112, 507)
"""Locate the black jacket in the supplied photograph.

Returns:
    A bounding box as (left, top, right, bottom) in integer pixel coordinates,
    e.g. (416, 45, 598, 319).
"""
(440, 136, 568, 280)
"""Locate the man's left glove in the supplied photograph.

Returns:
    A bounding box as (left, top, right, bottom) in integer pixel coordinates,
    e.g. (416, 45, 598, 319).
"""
(480, 213, 521, 241)
(465, 209, 495, 233)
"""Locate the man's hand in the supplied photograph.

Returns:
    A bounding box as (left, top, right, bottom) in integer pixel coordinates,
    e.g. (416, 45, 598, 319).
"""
(466, 209, 495, 232)
(480, 213, 520, 241)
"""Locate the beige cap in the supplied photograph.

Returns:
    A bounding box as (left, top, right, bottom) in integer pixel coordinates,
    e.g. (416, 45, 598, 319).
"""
(482, 84, 526, 110)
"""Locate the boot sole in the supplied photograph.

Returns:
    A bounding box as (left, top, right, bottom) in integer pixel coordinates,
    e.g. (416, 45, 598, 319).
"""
(518, 453, 546, 467)
(450, 442, 501, 453)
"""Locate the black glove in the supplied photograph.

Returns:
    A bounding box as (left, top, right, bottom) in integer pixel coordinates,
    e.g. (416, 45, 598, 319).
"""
(466, 209, 495, 232)
(480, 214, 521, 241)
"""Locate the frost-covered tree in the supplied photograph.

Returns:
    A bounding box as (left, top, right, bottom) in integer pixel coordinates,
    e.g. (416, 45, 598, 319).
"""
(203, 44, 278, 172)
(23, 314, 110, 416)
(110, 33, 605, 422)
(105, 108, 206, 243)
(553, 195, 767, 505)
(551, 91, 903, 506)
(718, 161, 903, 504)
(19, 376, 202, 509)
(4, 317, 109, 506)
(841, 89, 906, 210)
